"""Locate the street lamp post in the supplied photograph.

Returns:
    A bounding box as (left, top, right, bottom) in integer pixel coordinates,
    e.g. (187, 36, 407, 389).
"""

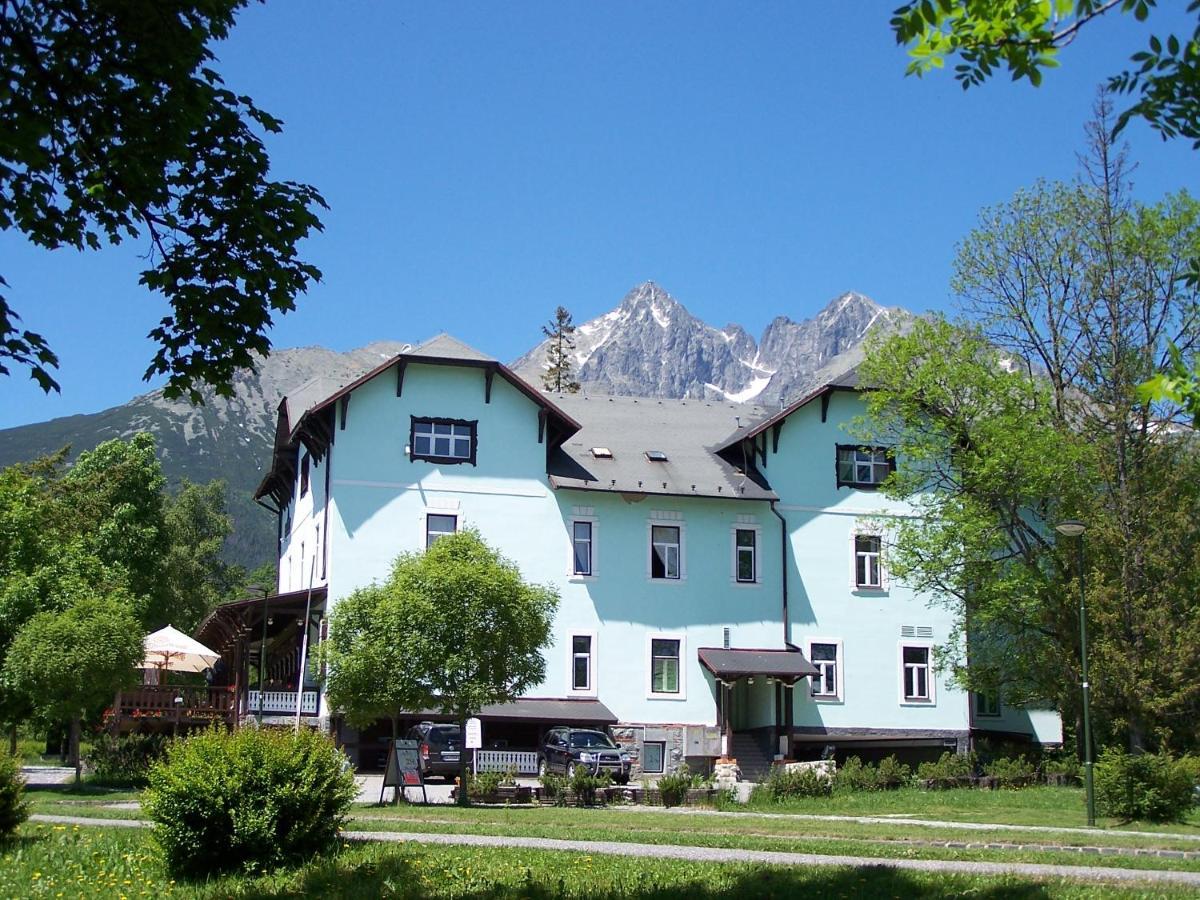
(1056, 519, 1096, 827)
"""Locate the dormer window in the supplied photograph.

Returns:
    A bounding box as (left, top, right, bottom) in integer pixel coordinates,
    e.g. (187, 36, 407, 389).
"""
(590, 447, 613, 459)
(410, 417, 478, 466)
(645, 450, 668, 462)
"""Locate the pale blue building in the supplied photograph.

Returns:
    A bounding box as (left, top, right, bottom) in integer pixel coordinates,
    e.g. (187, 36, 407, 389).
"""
(202, 334, 1060, 776)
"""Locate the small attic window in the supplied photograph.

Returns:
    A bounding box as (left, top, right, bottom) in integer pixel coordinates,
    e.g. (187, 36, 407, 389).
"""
(645, 450, 668, 462)
(590, 447, 613, 459)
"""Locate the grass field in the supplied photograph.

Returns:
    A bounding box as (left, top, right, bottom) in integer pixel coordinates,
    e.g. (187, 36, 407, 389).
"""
(4, 822, 1199, 899)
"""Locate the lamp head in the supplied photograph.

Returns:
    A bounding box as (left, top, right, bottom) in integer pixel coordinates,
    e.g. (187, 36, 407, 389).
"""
(1055, 520, 1087, 538)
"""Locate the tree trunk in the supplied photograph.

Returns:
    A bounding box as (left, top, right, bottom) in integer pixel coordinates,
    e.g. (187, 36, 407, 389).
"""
(390, 715, 399, 805)
(70, 715, 81, 786)
(8, 723, 16, 758)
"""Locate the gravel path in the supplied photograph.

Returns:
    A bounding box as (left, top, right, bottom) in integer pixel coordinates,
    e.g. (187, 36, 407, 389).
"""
(20, 766, 75, 786)
(341, 829, 1200, 886)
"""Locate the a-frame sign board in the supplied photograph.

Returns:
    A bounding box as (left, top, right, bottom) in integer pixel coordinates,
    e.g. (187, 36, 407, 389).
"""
(380, 738, 427, 805)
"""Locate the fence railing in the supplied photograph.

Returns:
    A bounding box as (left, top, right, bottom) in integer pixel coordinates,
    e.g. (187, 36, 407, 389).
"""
(115, 685, 235, 720)
(246, 690, 319, 715)
(475, 750, 539, 774)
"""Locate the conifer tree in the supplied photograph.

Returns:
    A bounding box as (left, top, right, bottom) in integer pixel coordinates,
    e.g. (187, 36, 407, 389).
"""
(541, 306, 581, 393)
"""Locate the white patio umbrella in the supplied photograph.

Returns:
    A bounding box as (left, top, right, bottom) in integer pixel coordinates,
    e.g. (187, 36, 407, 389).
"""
(142, 625, 220, 673)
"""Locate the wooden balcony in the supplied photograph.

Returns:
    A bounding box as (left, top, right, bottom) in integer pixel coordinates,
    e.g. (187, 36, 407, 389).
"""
(113, 684, 236, 728)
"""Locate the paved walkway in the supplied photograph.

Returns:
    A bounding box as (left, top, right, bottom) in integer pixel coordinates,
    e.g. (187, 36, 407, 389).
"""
(28, 813, 1200, 886)
(21, 766, 75, 786)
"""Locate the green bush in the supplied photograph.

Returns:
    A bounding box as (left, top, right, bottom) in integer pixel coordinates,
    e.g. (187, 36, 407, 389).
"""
(86, 733, 168, 788)
(569, 765, 611, 806)
(983, 755, 1037, 788)
(1093, 749, 1196, 823)
(144, 727, 357, 876)
(916, 752, 975, 789)
(833, 756, 876, 792)
(467, 769, 505, 800)
(657, 764, 696, 808)
(876, 754, 913, 789)
(1041, 755, 1081, 780)
(0, 752, 30, 840)
(539, 771, 568, 804)
(761, 764, 833, 801)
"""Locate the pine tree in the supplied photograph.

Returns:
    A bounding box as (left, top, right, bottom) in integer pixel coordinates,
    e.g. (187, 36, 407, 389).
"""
(542, 306, 581, 393)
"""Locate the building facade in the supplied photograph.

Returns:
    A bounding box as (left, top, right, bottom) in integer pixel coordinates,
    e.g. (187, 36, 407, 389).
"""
(203, 334, 1060, 777)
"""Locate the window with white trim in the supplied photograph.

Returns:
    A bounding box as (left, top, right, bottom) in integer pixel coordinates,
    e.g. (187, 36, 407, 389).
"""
(642, 741, 665, 774)
(572, 521, 593, 576)
(855, 534, 882, 589)
(902, 645, 932, 703)
(425, 513, 458, 549)
(735, 528, 756, 583)
(651, 526, 681, 579)
(299, 452, 311, 497)
(809, 641, 841, 700)
(837, 444, 894, 489)
(570, 634, 594, 692)
(410, 417, 477, 465)
(650, 637, 681, 694)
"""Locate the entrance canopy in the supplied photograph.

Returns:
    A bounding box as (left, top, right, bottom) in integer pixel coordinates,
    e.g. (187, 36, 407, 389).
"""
(698, 647, 818, 685)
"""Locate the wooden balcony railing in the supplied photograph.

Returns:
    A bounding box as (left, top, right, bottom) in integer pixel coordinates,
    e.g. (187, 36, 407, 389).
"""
(114, 685, 236, 722)
(246, 690, 319, 716)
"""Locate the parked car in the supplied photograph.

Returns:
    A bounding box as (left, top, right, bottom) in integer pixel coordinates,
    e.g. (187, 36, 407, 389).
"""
(538, 726, 631, 783)
(405, 722, 462, 780)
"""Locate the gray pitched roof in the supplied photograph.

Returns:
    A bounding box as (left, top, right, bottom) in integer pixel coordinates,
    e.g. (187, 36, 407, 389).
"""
(408, 333, 493, 362)
(547, 393, 777, 501)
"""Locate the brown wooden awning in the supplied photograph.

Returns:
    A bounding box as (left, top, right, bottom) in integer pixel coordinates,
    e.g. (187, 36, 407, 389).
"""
(194, 587, 327, 655)
(698, 647, 818, 685)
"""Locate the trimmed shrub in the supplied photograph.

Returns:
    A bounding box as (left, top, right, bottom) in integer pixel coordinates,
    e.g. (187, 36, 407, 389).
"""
(657, 764, 696, 808)
(761, 764, 833, 801)
(1041, 755, 1081, 781)
(833, 756, 877, 792)
(144, 727, 357, 876)
(86, 733, 167, 788)
(916, 752, 974, 789)
(467, 769, 506, 800)
(0, 752, 30, 839)
(1094, 749, 1195, 823)
(569, 765, 611, 806)
(539, 771, 568, 805)
(876, 754, 913, 789)
(983, 755, 1037, 788)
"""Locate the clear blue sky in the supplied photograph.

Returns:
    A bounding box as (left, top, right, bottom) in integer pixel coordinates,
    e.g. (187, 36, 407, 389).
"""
(2, 2, 1197, 429)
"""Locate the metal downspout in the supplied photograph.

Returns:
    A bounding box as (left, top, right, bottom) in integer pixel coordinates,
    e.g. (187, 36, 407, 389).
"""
(770, 500, 798, 650)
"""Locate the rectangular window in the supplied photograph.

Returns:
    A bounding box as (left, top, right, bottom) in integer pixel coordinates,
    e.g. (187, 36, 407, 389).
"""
(299, 452, 311, 497)
(735, 529, 756, 583)
(425, 514, 457, 549)
(651, 638, 681, 693)
(651, 526, 681, 579)
(837, 445, 893, 489)
(810, 642, 839, 699)
(855, 535, 882, 589)
(571, 635, 592, 691)
(975, 691, 1001, 717)
(642, 741, 665, 774)
(903, 646, 931, 702)
(572, 521, 593, 576)
(410, 417, 477, 465)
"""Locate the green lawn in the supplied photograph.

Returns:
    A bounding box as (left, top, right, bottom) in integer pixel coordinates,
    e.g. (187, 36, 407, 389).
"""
(3, 822, 1197, 899)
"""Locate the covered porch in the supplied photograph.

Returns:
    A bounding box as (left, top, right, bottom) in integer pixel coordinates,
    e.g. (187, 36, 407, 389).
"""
(701, 646, 818, 781)
(194, 587, 326, 721)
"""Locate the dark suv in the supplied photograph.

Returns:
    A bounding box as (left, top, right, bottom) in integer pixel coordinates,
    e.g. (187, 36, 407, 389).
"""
(538, 727, 630, 783)
(405, 722, 462, 780)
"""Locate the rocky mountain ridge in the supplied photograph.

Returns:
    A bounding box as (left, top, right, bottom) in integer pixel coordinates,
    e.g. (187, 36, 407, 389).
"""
(0, 284, 908, 568)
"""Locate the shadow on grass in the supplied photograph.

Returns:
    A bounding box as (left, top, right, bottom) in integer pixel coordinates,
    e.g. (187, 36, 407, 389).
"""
(218, 845, 1055, 900)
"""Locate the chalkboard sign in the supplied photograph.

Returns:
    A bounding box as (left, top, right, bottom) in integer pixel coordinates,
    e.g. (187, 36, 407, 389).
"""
(380, 738, 426, 804)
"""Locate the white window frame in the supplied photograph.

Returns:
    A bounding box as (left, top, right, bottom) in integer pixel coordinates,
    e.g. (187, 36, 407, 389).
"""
(641, 740, 666, 774)
(898, 641, 935, 706)
(849, 525, 888, 592)
(423, 512, 459, 549)
(566, 630, 597, 697)
(647, 520, 686, 582)
(411, 418, 475, 463)
(646, 632, 686, 700)
(974, 691, 1001, 718)
(731, 525, 760, 585)
(568, 517, 597, 579)
(805, 637, 843, 703)
(418, 501, 463, 552)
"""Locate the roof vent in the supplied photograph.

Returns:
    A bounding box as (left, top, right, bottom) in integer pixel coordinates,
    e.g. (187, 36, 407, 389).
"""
(590, 447, 613, 459)
(645, 450, 668, 462)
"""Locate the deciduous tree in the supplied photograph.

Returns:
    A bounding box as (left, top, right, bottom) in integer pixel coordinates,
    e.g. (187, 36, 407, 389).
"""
(0, 0, 325, 399)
